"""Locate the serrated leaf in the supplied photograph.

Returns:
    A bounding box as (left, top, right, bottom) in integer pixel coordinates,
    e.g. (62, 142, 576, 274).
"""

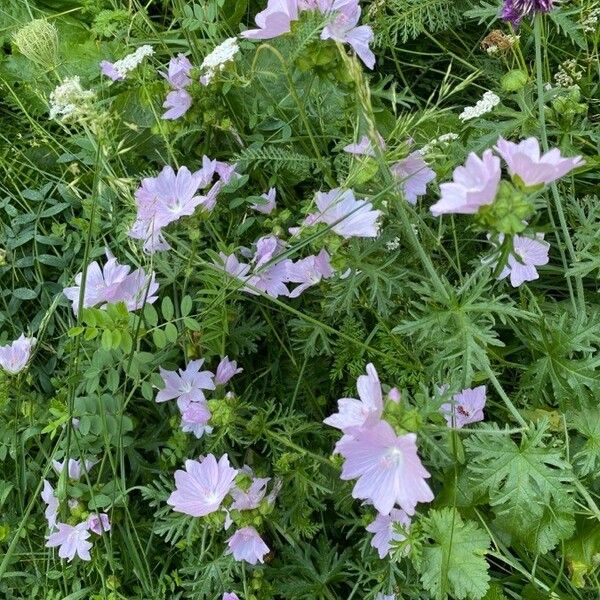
(418, 508, 490, 600)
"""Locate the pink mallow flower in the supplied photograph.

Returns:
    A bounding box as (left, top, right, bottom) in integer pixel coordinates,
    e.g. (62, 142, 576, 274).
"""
(223, 594, 240, 600)
(226, 526, 269, 564)
(41, 479, 59, 530)
(167, 454, 238, 517)
(497, 233, 550, 287)
(251, 188, 277, 214)
(230, 475, 271, 511)
(52, 458, 97, 481)
(46, 522, 92, 562)
(338, 420, 434, 515)
(162, 89, 193, 120)
(495, 137, 583, 188)
(87, 513, 111, 535)
(156, 359, 215, 410)
(366, 508, 411, 559)
(391, 152, 436, 205)
(100, 60, 124, 81)
(323, 363, 383, 434)
(308, 188, 381, 238)
(440, 385, 486, 429)
(129, 165, 210, 252)
(343, 133, 386, 157)
(319, 0, 376, 69)
(180, 402, 213, 439)
(215, 356, 243, 385)
(430, 149, 501, 216)
(63, 252, 158, 315)
(241, 0, 299, 39)
(0, 334, 35, 375)
(287, 250, 334, 298)
(162, 54, 193, 88)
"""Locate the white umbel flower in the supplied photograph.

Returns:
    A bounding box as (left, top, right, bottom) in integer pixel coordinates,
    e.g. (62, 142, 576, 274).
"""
(459, 91, 500, 122)
(49, 77, 95, 121)
(200, 38, 239, 85)
(110, 45, 154, 79)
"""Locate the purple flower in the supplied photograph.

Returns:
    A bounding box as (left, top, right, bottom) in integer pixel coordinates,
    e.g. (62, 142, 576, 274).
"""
(343, 133, 386, 157)
(46, 522, 92, 562)
(230, 476, 271, 511)
(495, 137, 583, 188)
(440, 385, 486, 429)
(287, 250, 334, 298)
(226, 526, 269, 564)
(162, 54, 193, 89)
(214, 161, 240, 184)
(497, 233, 550, 287)
(375, 595, 396, 600)
(100, 60, 124, 81)
(0, 334, 35, 375)
(251, 188, 277, 214)
(502, 0, 553, 27)
(366, 509, 411, 559)
(63, 252, 158, 315)
(391, 151, 436, 205)
(87, 513, 111, 535)
(215, 356, 243, 385)
(52, 458, 97, 481)
(309, 188, 382, 238)
(324, 363, 383, 433)
(156, 359, 215, 410)
(319, 0, 376, 69)
(180, 402, 213, 438)
(41, 479, 58, 530)
(338, 420, 434, 515)
(253, 235, 286, 270)
(430, 150, 501, 216)
(388, 387, 401, 403)
(162, 89, 193, 120)
(218, 253, 253, 283)
(248, 261, 292, 297)
(167, 454, 238, 517)
(223, 594, 240, 600)
(241, 0, 299, 39)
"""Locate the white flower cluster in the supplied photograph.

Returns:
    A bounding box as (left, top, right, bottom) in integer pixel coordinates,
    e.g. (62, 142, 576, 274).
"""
(200, 38, 239, 85)
(582, 7, 600, 33)
(385, 237, 400, 251)
(554, 59, 583, 88)
(111, 45, 154, 79)
(421, 132, 459, 155)
(49, 76, 95, 122)
(459, 91, 500, 122)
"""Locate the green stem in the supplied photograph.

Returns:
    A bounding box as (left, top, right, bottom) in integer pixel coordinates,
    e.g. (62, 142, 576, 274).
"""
(485, 367, 527, 428)
(533, 15, 585, 315)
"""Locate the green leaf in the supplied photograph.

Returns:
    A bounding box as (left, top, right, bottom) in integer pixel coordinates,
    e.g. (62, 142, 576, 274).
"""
(418, 508, 490, 600)
(465, 421, 575, 553)
(162, 297, 174, 321)
(180, 295, 193, 317)
(153, 329, 167, 349)
(184, 317, 202, 331)
(165, 322, 179, 344)
(144, 303, 159, 327)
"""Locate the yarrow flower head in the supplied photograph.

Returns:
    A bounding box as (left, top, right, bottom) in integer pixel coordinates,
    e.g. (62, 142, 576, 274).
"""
(63, 251, 158, 315)
(226, 526, 270, 564)
(307, 188, 382, 238)
(0, 334, 35, 375)
(156, 359, 215, 410)
(200, 38, 240, 85)
(502, 0, 554, 28)
(167, 454, 238, 517)
(440, 385, 487, 428)
(391, 151, 436, 204)
(430, 150, 501, 216)
(495, 137, 583, 188)
(100, 45, 154, 81)
(46, 522, 92, 562)
(366, 508, 411, 559)
(338, 420, 434, 515)
(493, 233, 550, 287)
(49, 77, 96, 122)
(459, 91, 500, 122)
